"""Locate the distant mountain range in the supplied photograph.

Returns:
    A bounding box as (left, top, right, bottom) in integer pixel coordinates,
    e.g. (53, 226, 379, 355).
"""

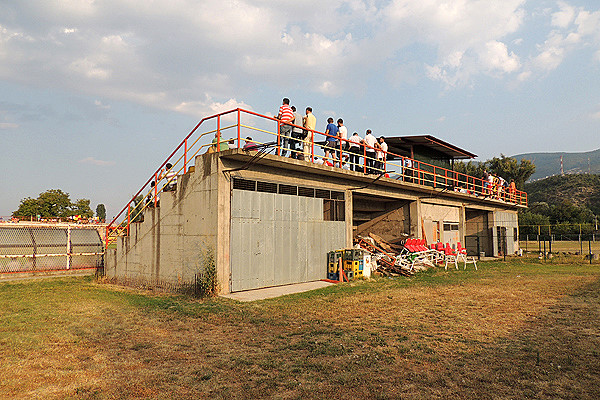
(512, 148, 600, 182)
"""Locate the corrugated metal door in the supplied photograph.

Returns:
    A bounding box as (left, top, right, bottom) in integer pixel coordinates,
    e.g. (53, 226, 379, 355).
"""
(230, 189, 345, 292)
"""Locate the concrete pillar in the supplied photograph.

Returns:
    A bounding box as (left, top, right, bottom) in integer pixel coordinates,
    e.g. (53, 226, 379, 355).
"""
(489, 211, 497, 257)
(216, 154, 232, 294)
(459, 205, 465, 246)
(345, 190, 353, 248)
(409, 199, 421, 238)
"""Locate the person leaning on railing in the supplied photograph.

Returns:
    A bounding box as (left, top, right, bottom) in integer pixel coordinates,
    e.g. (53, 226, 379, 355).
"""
(301, 107, 316, 161)
(290, 106, 303, 159)
(348, 132, 362, 172)
(364, 129, 377, 174)
(276, 98, 295, 157)
(323, 117, 338, 162)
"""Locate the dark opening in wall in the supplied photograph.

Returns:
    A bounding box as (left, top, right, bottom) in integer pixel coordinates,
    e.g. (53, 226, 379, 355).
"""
(324, 199, 345, 221)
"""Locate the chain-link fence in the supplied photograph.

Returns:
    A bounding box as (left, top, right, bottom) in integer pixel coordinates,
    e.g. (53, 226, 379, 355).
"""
(518, 223, 599, 263)
(0, 225, 104, 274)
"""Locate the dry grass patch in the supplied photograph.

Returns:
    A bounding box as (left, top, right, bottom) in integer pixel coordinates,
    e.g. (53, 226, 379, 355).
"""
(1, 261, 599, 399)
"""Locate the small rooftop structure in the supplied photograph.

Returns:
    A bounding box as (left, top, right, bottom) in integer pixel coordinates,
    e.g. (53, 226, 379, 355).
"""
(384, 135, 477, 165)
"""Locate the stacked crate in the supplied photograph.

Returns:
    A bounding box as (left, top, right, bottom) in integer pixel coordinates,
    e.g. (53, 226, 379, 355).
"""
(343, 249, 364, 278)
(327, 249, 365, 281)
(327, 250, 344, 281)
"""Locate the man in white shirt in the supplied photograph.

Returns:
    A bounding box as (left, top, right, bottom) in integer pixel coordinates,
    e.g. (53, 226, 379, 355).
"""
(363, 129, 377, 174)
(348, 132, 362, 172)
(377, 136, 388, 172)
(336, 119, 348, 160)
(404, 157, 413, 183)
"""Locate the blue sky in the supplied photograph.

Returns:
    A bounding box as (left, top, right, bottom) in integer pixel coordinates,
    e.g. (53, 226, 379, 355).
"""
(1, 0, 600, 218)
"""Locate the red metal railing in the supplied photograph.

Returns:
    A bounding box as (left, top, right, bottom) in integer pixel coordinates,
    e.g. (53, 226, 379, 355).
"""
(105, 108, 527, 247)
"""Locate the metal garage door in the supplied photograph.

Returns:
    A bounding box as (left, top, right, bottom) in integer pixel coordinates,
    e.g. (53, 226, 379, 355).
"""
(230, 188, 346, 292)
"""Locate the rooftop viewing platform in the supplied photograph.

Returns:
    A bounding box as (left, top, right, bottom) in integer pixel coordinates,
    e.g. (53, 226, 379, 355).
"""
(106, 108, 527, 245)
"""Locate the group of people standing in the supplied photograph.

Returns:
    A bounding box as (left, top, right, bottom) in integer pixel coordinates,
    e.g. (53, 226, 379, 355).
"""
(483, 170, 516, 201)
(275, 98, 316, 161)
(275, 98, 393, 175)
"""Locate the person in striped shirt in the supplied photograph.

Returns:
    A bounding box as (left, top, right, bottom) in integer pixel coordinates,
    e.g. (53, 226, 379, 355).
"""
(277, 98, 294, 157)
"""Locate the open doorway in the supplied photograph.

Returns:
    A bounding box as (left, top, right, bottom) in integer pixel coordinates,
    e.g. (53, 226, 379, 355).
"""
(352, 193, 411, 246)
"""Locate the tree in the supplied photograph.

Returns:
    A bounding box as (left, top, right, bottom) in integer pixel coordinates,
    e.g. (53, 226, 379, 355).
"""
(485, 155, 536, 189)
(13, 197, 40, 218)
(454, 160, 485, 177)
(72, 199, 94, 218)
(96, 204, 106, 221)
(455, 155, 536, 190)
(12, 189, 93, 220)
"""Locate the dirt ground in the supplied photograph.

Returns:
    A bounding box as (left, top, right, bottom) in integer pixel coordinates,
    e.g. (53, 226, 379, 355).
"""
(1, 259, 599, 399)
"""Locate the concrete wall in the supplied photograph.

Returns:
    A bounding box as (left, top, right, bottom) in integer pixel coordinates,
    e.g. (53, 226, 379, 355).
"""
(105, 152, 223, 290)
(492, 210, 519, 256)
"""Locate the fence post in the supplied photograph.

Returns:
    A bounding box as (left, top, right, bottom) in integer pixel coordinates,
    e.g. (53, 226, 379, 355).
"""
(28, 228, 37, 271)
(589, 237, 593, 265)
(67, 226, 71, 270)
(543, 239, 546, 261)
(549, 234, 552, 257)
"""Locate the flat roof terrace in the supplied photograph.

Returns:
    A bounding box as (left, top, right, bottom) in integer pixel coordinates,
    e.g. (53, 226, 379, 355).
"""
(106, 108, 526, 244)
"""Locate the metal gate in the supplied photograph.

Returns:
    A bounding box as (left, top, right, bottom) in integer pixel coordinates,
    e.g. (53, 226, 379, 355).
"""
(230, 188, 346, 292)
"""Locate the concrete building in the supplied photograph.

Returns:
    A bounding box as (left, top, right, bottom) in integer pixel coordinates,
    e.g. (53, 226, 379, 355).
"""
(105, 145, 524, 294)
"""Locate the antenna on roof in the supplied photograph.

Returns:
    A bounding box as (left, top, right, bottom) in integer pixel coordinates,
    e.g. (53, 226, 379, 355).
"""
(560, 155, 564, 175)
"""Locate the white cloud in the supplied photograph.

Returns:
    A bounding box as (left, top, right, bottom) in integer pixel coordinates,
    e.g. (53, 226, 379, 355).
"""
(0, 0, 599, 108)
(174, 97, 251, 120)
(94, 100, 110, 109)
(481, 41, 520, 73)
(385, 0, 526, 87)
(520, 5, 600, 81)
(79, 157, 115, 166)
(552, 1, 576, 28)
(0, 122, 19, 129)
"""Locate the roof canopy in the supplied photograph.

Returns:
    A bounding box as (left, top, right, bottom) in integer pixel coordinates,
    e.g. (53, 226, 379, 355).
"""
(384, 135, 477, 161)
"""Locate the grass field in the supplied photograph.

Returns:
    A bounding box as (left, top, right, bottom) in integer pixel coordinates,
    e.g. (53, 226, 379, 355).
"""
(1, 259, 600, 399)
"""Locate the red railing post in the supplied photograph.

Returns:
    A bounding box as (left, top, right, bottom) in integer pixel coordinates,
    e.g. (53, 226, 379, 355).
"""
(237, 108, 241, 147)
(311, 130, 314, 162)
(184, 138, 187, 174)
(277, 120, 281, 156)
(217, 116, 221, 151)
(363, 145, 367, 173)
(127, 203, 131, 235)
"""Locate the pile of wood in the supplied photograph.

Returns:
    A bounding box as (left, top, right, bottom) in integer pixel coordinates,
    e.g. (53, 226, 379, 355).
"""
(356, 233, 435, 277)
